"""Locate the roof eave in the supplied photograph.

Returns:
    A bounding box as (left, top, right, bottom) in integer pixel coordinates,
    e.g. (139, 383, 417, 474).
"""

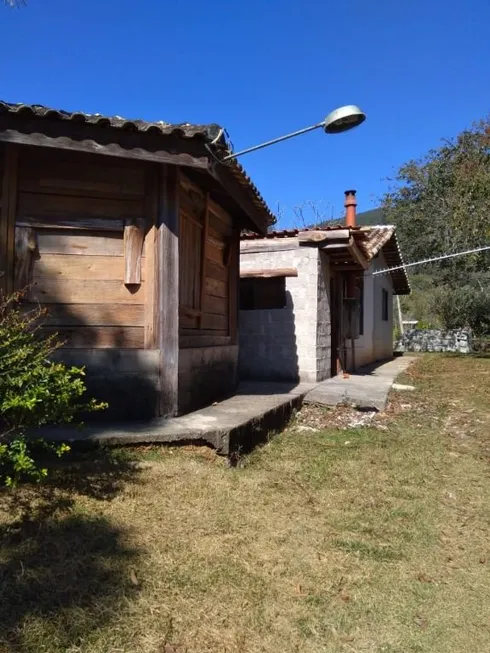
(0, 101, 275, 233)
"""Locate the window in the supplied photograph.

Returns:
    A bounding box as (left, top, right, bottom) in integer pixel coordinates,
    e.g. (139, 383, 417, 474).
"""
(240, 277, 286, 310)
(382, 288, 389, 321)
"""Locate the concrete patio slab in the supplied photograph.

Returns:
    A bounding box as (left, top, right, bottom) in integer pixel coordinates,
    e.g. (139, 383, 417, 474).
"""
(304, 356, 416, 411)
(38, 381, 316, 457)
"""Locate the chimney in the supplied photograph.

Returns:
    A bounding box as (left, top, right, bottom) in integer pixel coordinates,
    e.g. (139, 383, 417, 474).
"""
(344, 189, 357, 228)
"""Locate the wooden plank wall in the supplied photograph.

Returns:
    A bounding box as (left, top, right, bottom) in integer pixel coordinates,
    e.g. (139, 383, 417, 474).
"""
(0, 143, 6, 294)
(17, 147, 149, 348)
(179, 174, 236, 348)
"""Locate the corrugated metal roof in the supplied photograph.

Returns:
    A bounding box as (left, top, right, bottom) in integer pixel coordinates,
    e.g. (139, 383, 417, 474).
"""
(0, 100, 221, 139)
(0, 100, 275, 228)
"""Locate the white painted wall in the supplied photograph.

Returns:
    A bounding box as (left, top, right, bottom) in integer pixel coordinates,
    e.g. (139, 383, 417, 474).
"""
(372, 252, 395, 361)
(345, 253, 394, 369)
(239, 239, 331, 383)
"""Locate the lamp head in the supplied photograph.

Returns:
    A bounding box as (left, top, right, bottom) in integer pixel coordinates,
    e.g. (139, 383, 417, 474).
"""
(323, 105, 366, 134)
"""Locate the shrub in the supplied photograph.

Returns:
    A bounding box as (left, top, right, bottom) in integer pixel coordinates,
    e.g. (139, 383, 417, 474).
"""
(0, 292, 106, 487)
(430, 284, 490, 336)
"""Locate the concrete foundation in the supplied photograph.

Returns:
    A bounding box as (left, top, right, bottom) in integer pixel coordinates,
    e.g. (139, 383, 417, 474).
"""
(304, 356, 416, 411)
(37, 381, 315, 457)
(178, 345, 238, 414)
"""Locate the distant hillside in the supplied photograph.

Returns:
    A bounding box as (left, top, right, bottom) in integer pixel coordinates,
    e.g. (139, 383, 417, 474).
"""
(315, 207, 387, 229)
(355, 208, 387, 226)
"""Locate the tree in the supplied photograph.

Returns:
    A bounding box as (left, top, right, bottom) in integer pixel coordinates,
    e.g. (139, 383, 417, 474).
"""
(382, 117, 490, 335)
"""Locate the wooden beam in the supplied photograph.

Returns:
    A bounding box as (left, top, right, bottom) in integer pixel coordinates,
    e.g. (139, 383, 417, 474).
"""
(321, 237, 354, 251)
(0, 116, 210, 170)
(240, 239, 299, 254)
(240, 267, 298, 279)
(347, 239, 369, 270)
(14, 226, 38, 290)
(298, 229, 350, 244)
(156, 164, 179, 417)
(209, 161, 269, 236)
(123, 218, 145, 285)
(0, 144, 19, 295)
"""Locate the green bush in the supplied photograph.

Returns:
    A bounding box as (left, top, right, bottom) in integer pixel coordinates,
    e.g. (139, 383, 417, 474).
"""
(430, 283, 490, 336)
(0, 292, 106, 487)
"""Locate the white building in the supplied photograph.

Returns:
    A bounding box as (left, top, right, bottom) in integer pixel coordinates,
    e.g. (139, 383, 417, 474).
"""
(239, 192, 410, 383)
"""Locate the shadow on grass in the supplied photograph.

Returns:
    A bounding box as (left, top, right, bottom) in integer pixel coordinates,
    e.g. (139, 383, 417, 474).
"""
(0, 446, 142, 653)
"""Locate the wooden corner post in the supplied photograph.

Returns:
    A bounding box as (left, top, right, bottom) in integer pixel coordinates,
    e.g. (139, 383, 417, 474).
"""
(156, 164, 180, 417)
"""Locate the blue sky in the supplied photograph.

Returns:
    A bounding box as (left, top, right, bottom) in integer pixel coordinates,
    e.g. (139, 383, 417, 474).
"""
(2, 0, 490, 228)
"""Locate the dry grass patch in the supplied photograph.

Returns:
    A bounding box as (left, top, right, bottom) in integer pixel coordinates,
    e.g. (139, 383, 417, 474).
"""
(1, 354, 489, 653)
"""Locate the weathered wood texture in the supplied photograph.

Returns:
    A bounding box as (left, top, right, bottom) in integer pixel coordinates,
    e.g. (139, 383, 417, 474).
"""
(240, 267, 298, 279)
(123, 218, 145, 284)
(298, 229, 350, 243)
(14, 147, 148, 348)
(228, 226, 239, 344)
(156, 164, 180, 416)
(144, 168, 158, 348)
(1, 145, 18, 295)
(179, 175, 236, 347)
(14, 226, 38, 289)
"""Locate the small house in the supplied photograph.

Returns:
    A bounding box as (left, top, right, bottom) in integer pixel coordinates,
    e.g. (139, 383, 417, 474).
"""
(0, 101, 273, 419)
(239, 191, 410, 382)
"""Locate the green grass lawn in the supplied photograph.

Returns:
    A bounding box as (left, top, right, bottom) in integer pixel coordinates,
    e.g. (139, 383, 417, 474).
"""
(1, 354, 489, 653)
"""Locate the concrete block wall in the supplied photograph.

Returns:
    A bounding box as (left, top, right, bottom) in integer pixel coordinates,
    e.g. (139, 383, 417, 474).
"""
(239, 240, 331, 383)
(316, 252, 331, 381)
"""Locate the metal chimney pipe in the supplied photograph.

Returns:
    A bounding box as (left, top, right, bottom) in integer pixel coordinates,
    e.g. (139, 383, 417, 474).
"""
(344, 189, 357, 228)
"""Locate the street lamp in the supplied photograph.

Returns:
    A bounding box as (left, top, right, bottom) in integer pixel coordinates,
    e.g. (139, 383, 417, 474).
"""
(219, 105, 366, 162)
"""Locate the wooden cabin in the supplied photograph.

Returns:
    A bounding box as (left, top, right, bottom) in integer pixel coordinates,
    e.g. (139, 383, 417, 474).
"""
(0, 101, 273, 419)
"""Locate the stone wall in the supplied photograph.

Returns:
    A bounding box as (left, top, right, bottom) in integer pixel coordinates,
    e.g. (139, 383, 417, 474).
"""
(395, 328, 473, 353)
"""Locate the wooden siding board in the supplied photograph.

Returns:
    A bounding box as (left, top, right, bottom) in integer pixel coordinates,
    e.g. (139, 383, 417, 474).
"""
(1, 145, 19, 295)
(28, 279, 145, 304)
(24, 302, 145, 327)
(42, 326, 144, 349)
(36, 231, 124, 256)
(19, 149, 146, 199)
(33, 254, 145, 281)
(18, 191, 143, 221)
